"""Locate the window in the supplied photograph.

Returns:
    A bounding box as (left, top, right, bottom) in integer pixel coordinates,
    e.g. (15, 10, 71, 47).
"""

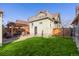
(54, 21, 59, 24)
(31, 23, 33, 28)
(34, 26, 37, 35)
(0, 14, 1, 17)
(52, 18, 55, 20)
(50, 23, 51, 27)
(39, 22, 42, 24)
(32, 23, 33, 26)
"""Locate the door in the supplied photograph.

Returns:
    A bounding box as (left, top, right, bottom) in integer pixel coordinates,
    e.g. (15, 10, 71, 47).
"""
(34, 26, 37, 35)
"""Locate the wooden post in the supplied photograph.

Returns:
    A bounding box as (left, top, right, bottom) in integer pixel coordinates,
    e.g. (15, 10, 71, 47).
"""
(11, 25, 14, 37)
(62, 27, 64, 37)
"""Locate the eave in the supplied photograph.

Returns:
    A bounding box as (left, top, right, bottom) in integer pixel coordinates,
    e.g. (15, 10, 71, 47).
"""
(28, 17, 54, 23)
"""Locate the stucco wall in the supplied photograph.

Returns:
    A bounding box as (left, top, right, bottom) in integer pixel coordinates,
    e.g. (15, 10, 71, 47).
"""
(0, 14, 2, 46)
(29, 19, 55, 36)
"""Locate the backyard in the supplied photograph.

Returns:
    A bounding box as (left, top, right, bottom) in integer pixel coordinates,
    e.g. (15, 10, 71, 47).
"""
(0, 36, 79, 56)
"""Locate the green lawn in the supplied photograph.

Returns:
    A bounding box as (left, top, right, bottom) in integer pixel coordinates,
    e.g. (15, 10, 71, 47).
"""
(0, 36, 79, 56)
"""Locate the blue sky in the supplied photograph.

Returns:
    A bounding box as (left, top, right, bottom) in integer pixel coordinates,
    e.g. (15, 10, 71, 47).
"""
(0, 3, 78, 26)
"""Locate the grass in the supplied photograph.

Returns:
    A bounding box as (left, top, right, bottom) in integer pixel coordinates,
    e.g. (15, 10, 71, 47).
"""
(0, 36, 79, 56)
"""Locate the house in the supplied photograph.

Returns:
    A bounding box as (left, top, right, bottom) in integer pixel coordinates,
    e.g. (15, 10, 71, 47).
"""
(0, 10, 3, 46)
(15, 20, 29, 35)
(71, 6, 79, 37)
(28, 11, 62, 36)
(72, 6, 79, 25)
(71, 6, 79, 49)
(6, 20, 29, 38)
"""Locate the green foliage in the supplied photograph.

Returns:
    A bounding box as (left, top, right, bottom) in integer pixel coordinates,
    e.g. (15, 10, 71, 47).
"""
(0, 36, 79, 56)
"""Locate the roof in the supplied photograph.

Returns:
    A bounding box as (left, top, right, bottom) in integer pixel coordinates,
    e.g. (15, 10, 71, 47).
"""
(71, 14, 79, 25)
(16, 20, 28, 24)
(76, 6, 79, 10)
(71, 6, 79, 25)
(0, 10, 3, 14)
(7, 20, 29, 27)
(28, 11, 59, 22)
(15, 20, 29, 26)
(7, 22, 16, 26)
(52, 13, 59, 18)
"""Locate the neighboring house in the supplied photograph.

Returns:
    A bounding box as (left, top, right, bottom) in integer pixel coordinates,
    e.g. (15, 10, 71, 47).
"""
(28, 11, 62, 36)
(6, 20, 29, 37)
(2, 25, 7, 37)
(71, 14, 79, 37)
(16, 20, 29, 35)
(71, 6, 79, 49)
(0, 10, 3, 46)
(71, 6, 79, 37)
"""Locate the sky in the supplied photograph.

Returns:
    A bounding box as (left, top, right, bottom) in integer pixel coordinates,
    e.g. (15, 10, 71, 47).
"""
(0, 3, 79, 27)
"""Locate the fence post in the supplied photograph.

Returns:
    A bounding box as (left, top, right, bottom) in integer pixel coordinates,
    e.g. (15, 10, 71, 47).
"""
(74, 25, 75, 37)
(62, 27, 64, 37)
(70, 27, 72, 37)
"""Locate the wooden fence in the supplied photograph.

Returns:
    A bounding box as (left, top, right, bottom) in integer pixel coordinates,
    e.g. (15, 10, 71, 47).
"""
(53, 28, 72, 36)
(73, 25, 79, 38)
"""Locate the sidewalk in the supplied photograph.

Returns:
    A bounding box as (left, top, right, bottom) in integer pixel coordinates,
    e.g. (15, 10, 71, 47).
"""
(3, 34, 33, 44)
(13, 35, 33, 43)
(3, 36, 19, 44)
